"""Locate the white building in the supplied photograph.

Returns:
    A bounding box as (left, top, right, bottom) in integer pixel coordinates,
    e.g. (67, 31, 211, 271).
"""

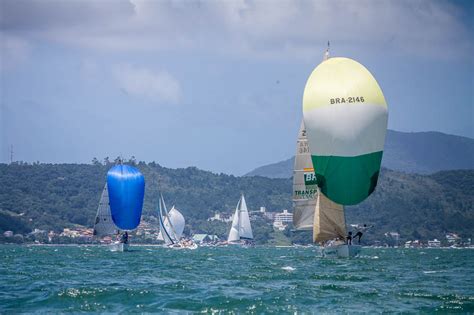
(273, 210, 292, 230)
(274, 210, 292, 224)
(207, 212, 232, 223)
(427, 239, 441, 248)
(446, 233, 460, 245)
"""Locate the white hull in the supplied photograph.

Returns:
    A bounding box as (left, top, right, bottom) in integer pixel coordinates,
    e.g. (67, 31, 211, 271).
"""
(322, 244, 361, 258)
(166, 243, 198, 250)
(109, 242, 129, 252)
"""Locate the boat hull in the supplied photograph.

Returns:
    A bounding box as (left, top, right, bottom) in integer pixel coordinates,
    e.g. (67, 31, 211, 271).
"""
(322, 244, 361, 258)
(109, 242, 129, 252)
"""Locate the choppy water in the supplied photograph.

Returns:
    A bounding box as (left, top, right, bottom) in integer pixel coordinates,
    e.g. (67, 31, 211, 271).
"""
(1, 245, 473, 313)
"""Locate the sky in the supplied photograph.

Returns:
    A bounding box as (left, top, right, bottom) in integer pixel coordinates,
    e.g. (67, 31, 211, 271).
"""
(1, 0, 473, 175)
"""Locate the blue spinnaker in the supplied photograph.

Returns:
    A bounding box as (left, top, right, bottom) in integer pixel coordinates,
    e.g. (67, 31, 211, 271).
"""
(107, 164, 145, 230)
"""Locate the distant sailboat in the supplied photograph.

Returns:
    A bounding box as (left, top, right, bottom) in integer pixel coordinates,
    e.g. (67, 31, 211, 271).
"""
(157, 205, 185, 242)
(227, 194, 253, 244)
(157, 194, 197, 249)
(157, 194, 179, 246)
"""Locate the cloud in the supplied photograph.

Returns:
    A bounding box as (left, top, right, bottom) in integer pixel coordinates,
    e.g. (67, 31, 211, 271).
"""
(0, 0, 472, 60)
(112, 63, 181, 104)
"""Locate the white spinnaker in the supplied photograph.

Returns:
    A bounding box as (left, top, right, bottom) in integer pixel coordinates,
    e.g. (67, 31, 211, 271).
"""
(157, 206, 185, 241)
(93, 183, 118, 236)
(238, 195, 253, 240)
(227, 198, 241, 242)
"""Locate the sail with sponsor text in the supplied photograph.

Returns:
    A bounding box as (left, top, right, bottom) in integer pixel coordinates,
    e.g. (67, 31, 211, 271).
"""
(292, 120, 346, 238)
(302, 49, 388, 206)
(292, 120, 317, 230)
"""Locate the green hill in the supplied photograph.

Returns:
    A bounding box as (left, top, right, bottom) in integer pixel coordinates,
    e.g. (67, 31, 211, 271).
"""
(0, 162, 472, 243)
(245, 130, 474, 178)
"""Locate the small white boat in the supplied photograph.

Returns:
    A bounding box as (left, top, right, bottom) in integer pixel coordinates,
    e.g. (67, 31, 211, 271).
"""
(322, 244, 361, 258)
(109, 242, 129, 252)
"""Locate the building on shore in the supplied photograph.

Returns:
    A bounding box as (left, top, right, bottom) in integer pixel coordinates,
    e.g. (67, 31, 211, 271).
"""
(427, 239, 441, 248)
(273, 209, 292, 230)
(208, 212, 233, 223)
(192, 234, 220, 244)
(446, 233, 461, 245)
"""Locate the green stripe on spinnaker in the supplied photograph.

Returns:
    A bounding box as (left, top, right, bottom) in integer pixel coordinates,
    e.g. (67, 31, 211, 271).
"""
(312, 151, 383, 205)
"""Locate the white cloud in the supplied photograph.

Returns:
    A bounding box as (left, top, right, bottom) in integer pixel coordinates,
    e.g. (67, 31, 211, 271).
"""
(0, 0, 472, 60)
(112, 63, 181, 104)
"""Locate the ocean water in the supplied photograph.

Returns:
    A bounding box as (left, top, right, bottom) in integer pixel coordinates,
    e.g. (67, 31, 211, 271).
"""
(1, 245, 473, 313)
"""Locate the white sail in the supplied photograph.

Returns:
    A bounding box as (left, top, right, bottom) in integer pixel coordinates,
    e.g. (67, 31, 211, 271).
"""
(292, 120, 318, 230)
(227, 195, 253, 242)
(238, 195, 253, 240)
(313, 189, 346, 243)
(227, 199, 241, 242)
(93, 183, 118, 236)
(157, 206, 185, 241)
(158, 194, 178, 245)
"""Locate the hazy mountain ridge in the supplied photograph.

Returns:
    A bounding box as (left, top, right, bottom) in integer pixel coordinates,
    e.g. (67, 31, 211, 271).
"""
(0, 163, 472, 242)
(245, 130, 474, 178)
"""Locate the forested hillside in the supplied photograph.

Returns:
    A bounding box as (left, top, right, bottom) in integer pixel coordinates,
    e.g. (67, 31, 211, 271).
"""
(0, 161, 472, 242)
(245, 130, 474, 178)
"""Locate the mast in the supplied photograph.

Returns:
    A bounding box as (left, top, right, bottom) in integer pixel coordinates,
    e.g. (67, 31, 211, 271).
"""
(323, 41, 330, 61)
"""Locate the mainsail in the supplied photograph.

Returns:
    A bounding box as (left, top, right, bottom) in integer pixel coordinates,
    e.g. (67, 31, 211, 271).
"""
(292, 120, 317, 230)
(313, 189, 347, 243)
(228, 194, 253, 242)
(157, 206, 185, 241)
(93, 183, 118, 236)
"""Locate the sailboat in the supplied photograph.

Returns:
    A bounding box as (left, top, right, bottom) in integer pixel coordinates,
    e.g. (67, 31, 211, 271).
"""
(292, 120, 360, 258)
(157, 205, 185, 242)
(93, 163, 145, 252)
(227, 194, 253, 245)
(157, 194, 197, 249)
(157, 194, 179, 246)
(300, 41, 388, 257)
